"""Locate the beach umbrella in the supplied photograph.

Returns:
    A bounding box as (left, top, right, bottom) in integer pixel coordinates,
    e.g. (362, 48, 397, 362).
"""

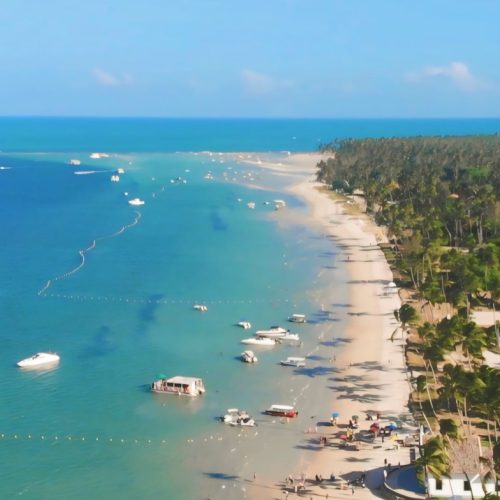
(386, 422, 398, 430)
(331, 412, 340, 418)
(351, 415, 359, 421)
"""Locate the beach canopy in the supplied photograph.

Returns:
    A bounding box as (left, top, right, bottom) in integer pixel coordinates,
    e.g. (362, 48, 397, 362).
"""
(386, 422, 398, 430)
(351, 415, 359, 420)
(331, 411, 340, 417)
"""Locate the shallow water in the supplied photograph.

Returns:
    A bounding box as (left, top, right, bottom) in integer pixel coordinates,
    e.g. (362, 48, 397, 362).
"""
(0, 152, 346, 499)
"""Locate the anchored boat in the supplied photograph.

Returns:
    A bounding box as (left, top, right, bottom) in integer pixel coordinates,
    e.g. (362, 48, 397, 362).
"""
(151, 376, 205, 396)
(220, 409, 256, 427)
(17, 352, 60, 368)
(280, 356, 306, 367)
(264, 404, 298, 418)
(241, 350, 258, 363)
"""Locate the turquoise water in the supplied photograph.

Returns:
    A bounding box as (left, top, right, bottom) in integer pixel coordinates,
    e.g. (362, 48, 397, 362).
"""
(1, 119, 499, 499)
(0, 150, 339, 499)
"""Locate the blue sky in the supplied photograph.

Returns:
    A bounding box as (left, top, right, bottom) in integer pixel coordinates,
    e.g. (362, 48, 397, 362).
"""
(1, 0, 499, 117)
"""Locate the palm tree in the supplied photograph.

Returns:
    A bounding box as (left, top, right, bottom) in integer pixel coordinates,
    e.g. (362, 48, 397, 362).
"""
(416, 436, 450, 493)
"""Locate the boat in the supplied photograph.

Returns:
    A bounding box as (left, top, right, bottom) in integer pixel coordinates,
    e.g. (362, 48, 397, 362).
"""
(110, 175, 120, 182)
(289, 313, 306, 323)
(151, 375, 205, 396)
(117, 168, 125, 174)
(264, 404, 298, 418)
(128, 198, 145, 206)
(240, 337, 275, 346)
(193, 304, 208, 312)
(17, 352, 60, 368)
(241, 350, 258, 363)
(280, 356, 306, 368)
(69, 159, 81, 166)
(247, 202, 256, 209)
(219, 409, 256, 427)
(237, 321, 252, 329)
(277, 332, 300, 343)
(255, 326, 288, 339)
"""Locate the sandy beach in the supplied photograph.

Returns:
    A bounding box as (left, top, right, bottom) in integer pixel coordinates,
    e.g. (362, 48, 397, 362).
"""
(240, 152, 414, 499)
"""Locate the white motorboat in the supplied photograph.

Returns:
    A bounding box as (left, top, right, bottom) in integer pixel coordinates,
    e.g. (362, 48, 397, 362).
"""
(151, 375, 205, 396)
(128, 198, 145, 206)
(17, 352, 60, 368)
(69, 159, 81, 166)
(278, 332, 300, 343)
(240, 337, 275, 346)
(280, 356, 306, 368)
(289, 313, 306, 323)
(110, 175, 120, 182)
(193, 304, 208, 312)
(117, 168, 125, 174)
(237, 321, 252, 329)
(247, 202, 256, 209)
(255, 326, 288, 339)
(220, 409, 256, 427)
(241, 350, 258, 363)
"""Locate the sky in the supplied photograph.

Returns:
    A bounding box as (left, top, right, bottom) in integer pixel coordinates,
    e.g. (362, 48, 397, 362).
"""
(1, 0, 499, 118)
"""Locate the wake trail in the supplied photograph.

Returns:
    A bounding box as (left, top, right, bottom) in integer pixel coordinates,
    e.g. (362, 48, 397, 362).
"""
(37, 211, 142, 296)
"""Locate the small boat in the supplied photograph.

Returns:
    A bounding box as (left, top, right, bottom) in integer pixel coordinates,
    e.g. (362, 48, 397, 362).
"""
(264, 404, 298, 418)
(240, 337, 275, 346)
(247, 202, 256, 209)
(280, 356, 306, 368)
(128, 198, 145, 206)
(255, 326, 288, 339)
(68, 159, 81, 166)
(220, 409, 256, 427)
(117, 168, 125, 174)
(110, 175, 120, 182)
(193, 304, 208, 312)
(17, 352, 60, 368)
(241, 350, 258, 363)
(289, 313, 306, 323)
(277, 332, 300, 343)
(151, 375, 205, 396)
(237, 321, 252, 329)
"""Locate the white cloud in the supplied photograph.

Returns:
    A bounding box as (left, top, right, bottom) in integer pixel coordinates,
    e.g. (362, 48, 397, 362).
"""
(92, 68, 133, 87)
(405, 62, 483, 91)
(241, 69, 293, 95)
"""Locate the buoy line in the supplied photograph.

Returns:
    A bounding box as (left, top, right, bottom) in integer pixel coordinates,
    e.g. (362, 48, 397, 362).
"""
(37, 211, 142, 296)
(38, 293, 292, 306)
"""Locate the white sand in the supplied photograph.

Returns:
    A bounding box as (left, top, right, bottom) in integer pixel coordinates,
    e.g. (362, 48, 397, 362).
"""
(244, 153, 414, 499)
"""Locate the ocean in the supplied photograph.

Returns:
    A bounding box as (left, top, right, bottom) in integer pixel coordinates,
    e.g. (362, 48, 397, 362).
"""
(1, 118, 499, 499)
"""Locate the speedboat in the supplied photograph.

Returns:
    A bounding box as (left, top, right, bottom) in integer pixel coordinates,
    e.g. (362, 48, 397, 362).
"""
(220, 409, 256, 427)
(255, 326, 288, 339)
(241, 350, 258, 363)
(17, 352, 60, 368)
(280, 356, 306, 368)
(110, 175, 120, 182)
(237, 321, 252, 329)
(264, 404, 298, 418)
(193, 304, 208, 312)
(69, 159, 81, 166)
(277, 332, 300, 343)
(240, 337, 275, 346)
(128, 198, 145, 206)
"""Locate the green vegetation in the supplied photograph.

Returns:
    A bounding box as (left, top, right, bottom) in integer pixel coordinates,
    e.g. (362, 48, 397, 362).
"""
(317, 136, 500, 481)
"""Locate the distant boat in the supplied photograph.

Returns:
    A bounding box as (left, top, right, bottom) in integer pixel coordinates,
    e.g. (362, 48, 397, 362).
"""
(255, 326, 288, 339)
(289, 313, 306, 323)
(278, 332, 300, 344)
(117, 168, 125, 174)
(17, 352, 60, 368)
(247, 202, 256, 209)
(220, 409, 256, 427)
(241, 350, 258, 363)
(193, 304, 208, 312)
(128, 198, 145, 206)
(237, 321, 252, 329)
(280, 356, 305, 368)
(264, 404, 298, 418)
(151, 375, 205, 396)
(240, 337, 275, 346)
(89, 152, 109, 159)
(68, 159, 81, 166)
(110, 175, 120, 182)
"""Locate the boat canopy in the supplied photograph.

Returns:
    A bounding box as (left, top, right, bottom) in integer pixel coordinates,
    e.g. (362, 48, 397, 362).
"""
(269, 404, 295, 411)
(166, 376, 202, 385)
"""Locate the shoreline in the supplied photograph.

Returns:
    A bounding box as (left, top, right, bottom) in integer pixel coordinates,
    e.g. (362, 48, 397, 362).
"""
(241, 152, 413, 498)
